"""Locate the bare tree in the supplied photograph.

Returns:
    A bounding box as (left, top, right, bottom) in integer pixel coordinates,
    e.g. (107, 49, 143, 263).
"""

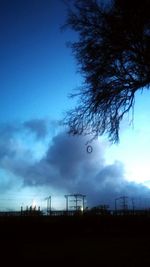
(63, 0, 150, 142)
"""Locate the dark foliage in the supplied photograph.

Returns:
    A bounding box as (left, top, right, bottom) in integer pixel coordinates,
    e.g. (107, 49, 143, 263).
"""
(64, 0, 150, 142)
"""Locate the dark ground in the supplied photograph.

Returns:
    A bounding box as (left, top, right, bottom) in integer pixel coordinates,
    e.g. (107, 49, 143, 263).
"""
(1, 215, 150, 266)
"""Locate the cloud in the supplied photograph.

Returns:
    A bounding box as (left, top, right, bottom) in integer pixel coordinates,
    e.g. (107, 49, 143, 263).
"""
(0, 120, 49, 193)
(24, 119, 48, 140)
(0, 121, 150, 209)
(29, 133, 150, 208)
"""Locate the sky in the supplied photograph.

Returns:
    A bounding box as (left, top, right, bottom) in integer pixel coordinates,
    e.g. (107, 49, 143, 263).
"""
(0, 0, 150, 211)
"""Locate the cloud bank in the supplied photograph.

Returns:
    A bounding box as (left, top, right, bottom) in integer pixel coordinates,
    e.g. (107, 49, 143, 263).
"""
(0, 119, 150, 209)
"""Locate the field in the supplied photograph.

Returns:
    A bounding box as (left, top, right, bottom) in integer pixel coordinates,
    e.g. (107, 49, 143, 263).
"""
(1, 215, 150, 266)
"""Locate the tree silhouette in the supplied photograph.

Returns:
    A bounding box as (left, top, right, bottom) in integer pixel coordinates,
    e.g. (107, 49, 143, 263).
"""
(64, 0, 150, 142)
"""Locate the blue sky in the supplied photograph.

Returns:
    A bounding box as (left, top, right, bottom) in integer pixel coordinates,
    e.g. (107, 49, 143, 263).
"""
(0, 0, 150, 211)
(0, 0, 78, 121)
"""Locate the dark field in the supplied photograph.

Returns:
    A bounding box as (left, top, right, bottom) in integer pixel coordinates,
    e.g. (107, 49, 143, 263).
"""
(1, 215, 150, 266)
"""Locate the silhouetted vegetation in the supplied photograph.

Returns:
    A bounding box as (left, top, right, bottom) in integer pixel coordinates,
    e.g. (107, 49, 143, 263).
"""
(1, 198, 150, 264)
(64, 0, 150, 142)
(1, 215, 150, 264)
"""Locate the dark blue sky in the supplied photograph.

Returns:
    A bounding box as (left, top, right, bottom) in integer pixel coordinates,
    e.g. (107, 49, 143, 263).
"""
(0, 0, 79, 122)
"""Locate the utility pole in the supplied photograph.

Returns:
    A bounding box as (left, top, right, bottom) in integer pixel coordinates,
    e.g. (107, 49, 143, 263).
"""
(82, 195, 86, 211)
(45, 196, 51, 215)
(121, 196, 128, 211)
(131, 198, 135, 213)
(115, 196, 128, 214)
(64, 194, 86, 212)
(115, 198, 118, 212)
(64, 195, 69, 212)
